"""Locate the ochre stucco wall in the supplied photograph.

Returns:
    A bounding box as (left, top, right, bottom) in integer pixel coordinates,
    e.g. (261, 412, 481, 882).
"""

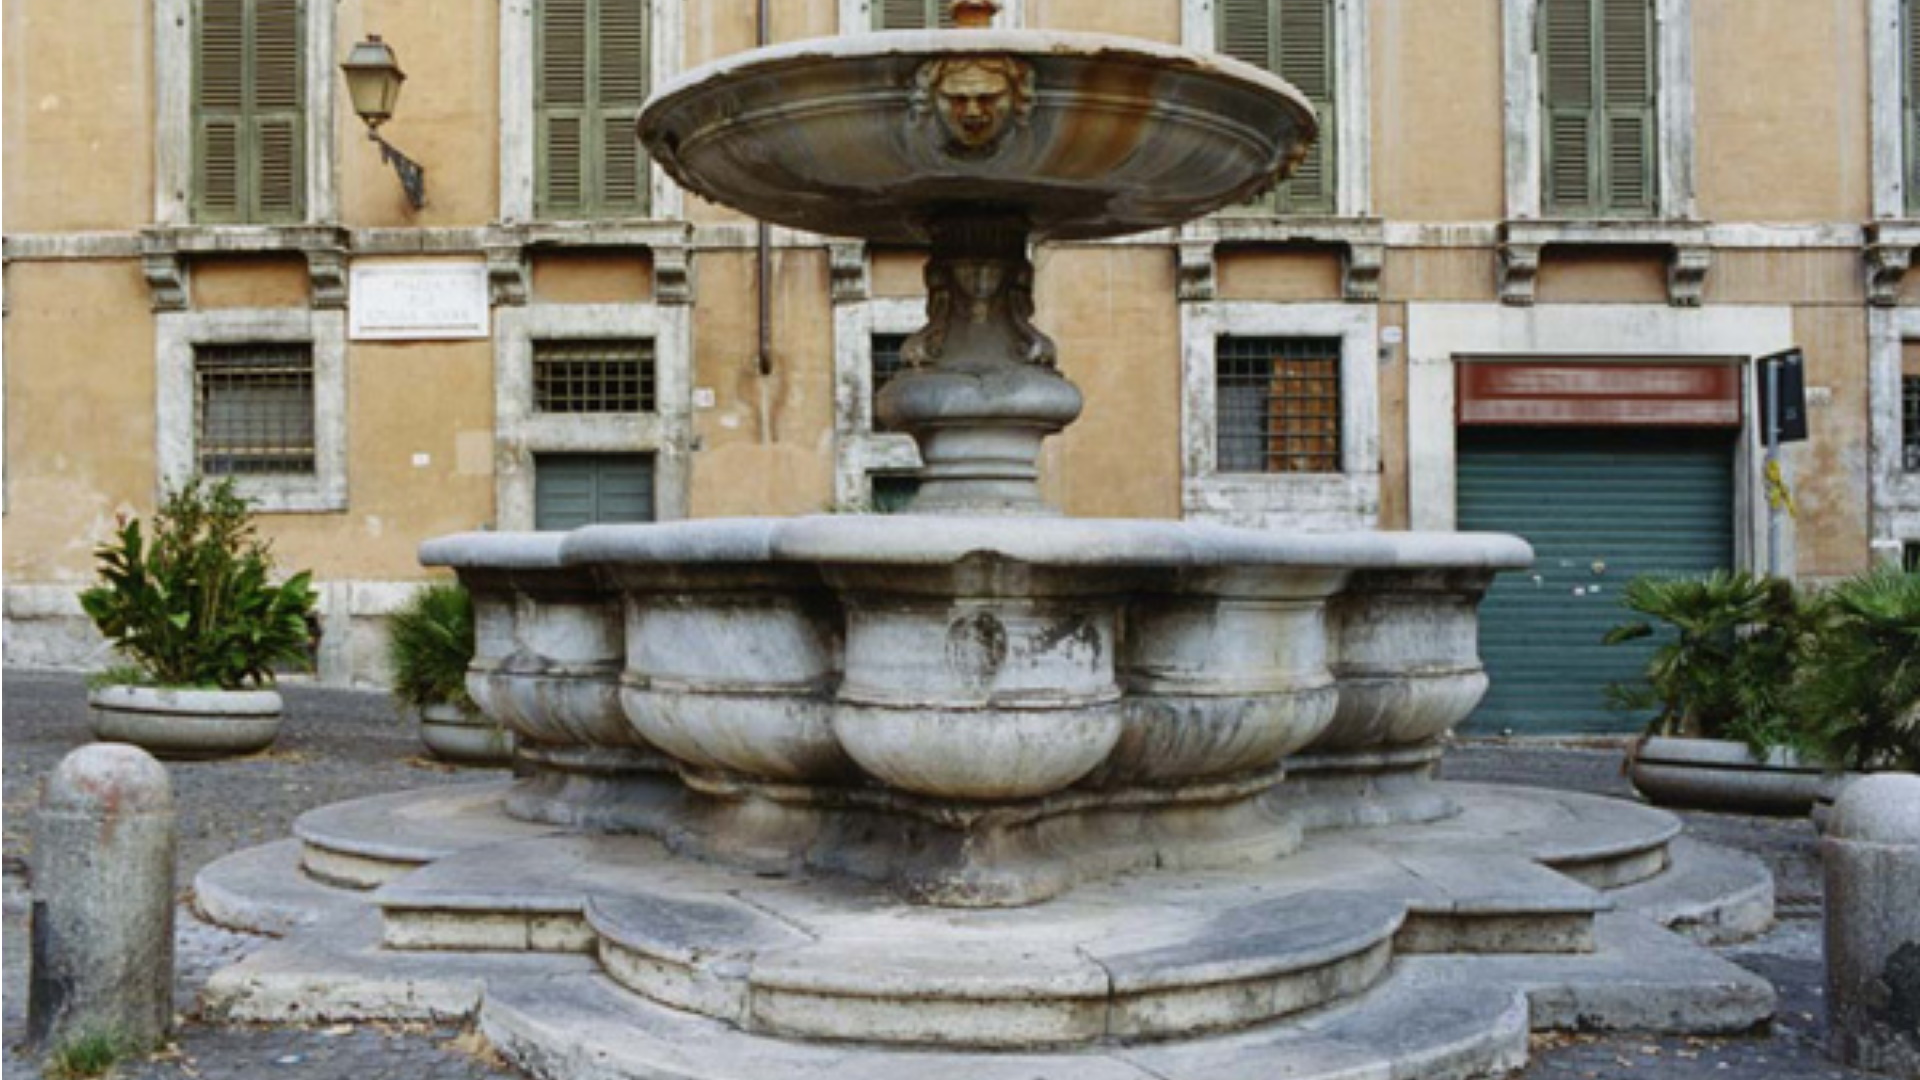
(1216, 250, 1344, 302)
(192, 257, 312, 309)
(336, 0, 499, 227)
(1694, 0, 1869, 223)
(688, 249, 837, 517)
(1791, 306, 1870, 579)
(262, 338, 496, 579)
(1034, 245, 1182, 519)
(1534, 252, 1671, 305)
(1033, 0, 1179, 41)
(1371, 0, 1504, 222)
(2, 262, 159, 580)
(532, 252, 654, 305)
(2, 0, 152, 231)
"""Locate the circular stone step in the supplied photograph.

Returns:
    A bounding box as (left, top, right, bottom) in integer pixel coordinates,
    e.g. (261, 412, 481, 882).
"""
(372, 832, 1406, 1049)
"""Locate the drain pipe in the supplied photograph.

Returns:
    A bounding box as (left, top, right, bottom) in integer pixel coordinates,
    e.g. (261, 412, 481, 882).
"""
(754, 0, 775, 442)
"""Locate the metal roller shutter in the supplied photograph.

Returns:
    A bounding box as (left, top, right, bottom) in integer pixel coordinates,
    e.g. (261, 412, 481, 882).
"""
(1457, 427, 1736, 734)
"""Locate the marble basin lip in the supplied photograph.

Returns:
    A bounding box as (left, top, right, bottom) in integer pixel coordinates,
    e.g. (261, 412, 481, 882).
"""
(421, 518, 1533, 573)
(638, 29, 1319, 244)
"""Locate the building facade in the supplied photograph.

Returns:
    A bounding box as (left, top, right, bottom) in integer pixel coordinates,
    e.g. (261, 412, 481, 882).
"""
(4, 0, 1917, 732)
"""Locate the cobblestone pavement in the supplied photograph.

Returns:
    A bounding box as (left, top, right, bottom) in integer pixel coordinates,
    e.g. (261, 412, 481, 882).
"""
(0, 670, 1878, 1079)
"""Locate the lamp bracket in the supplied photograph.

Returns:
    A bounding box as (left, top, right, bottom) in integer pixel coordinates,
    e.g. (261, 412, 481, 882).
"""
(370, 130, 426, 210)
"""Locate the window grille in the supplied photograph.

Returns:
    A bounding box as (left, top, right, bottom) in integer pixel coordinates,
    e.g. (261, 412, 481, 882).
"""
(872, 333, 909, 422)
(871, 473, 920, 513)
(1216, 337, 1342, 474)
(533, 339, 654, 414)
(1906, 542, 1920, 574)
(1904, 376, 1920, 472)
(194, 343, 316, 476)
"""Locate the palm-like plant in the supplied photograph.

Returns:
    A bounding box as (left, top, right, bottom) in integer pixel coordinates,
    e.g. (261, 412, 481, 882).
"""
(385, 581, 477, 713)
(1793, 564, 1920, 771)
(1603, 570, 1812, 757)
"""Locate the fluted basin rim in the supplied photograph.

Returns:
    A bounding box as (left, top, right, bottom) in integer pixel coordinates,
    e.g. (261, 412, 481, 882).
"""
(640, 29, 1319, 243)
(421, 517, 1532, 573)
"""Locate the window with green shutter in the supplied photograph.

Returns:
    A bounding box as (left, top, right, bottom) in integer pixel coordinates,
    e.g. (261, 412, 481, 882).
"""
(874, 0, 956, 29)
(193, 0, 304, 223)
(537, 0, 650, 219)
(1216, 0, 1335, 215)
(1906, 0, 1920, 214)
(1540, 0, 1656, 217)
(534, 454, 656, 530)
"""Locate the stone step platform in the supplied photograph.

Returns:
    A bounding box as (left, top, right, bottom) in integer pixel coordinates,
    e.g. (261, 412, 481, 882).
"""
(1605, 836, 1775, 945)
(294, 781, 561, 888)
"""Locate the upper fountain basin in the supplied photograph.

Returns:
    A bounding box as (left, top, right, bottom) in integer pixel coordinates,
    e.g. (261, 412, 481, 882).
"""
(639, 29, 1318, 244)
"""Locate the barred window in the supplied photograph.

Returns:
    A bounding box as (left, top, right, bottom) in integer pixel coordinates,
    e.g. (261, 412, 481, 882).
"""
(872, 333, 908, 422)
(1906, 542, 1920, 574)
(194, 343, 315, 476)
(533, 339, 654, 414)
(1904, 375, 1920, 472)
(1216, 337, 1342, 474)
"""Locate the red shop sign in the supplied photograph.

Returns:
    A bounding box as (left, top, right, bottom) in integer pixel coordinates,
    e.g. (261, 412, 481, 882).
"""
(1457, 362, 1742, 428)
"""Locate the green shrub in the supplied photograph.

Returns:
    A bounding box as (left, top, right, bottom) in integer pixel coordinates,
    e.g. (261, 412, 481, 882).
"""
(1793, 564, 1920, 771)
(1603, 570, 1815, 757)
(79, 479, 316, 689)
(385, 581, 476, 712)
(44, 1028, 134, 1079)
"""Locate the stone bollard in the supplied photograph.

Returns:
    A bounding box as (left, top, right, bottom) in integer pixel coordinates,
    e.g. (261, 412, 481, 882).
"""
(1823, 772, 1920, 1077)
(28, 744, 177, 1054)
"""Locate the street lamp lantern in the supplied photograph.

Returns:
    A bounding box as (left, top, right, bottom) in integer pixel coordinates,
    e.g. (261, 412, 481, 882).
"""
(341, 34, 425, 209)
(341, 34, 406, 129)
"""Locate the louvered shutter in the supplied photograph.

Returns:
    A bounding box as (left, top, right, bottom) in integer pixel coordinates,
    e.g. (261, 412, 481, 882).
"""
(1216, 0, 1335, 216)
(1542, 0, 1596, 211)
(1599, 0, 1654, 213)
(539, 0, 649, 218)
(596, 0, 648, 213)
(1906, 0, 1920, 213)
(875, 0, 955, 29)
(194, 0, 304, 223)
(1543, 0, 1654, 215)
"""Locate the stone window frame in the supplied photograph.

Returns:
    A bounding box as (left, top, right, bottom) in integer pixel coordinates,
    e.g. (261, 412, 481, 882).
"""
(154, 0, 337, 227)
(499, 0, 686, 226)
(156, 307, 348, 512)
(837, 0, 1026, 31)
(1865, 0, 1920, 305)
(1179, 301, 1380, 531)
(830, 246, 925, 510)
(1868, 307, 1920, 562)
(1404, 302, 1793, 572)
(1502, 0, 1694, 223)
(1182, 0, 1371, 220)
(494, 302, 692, 531)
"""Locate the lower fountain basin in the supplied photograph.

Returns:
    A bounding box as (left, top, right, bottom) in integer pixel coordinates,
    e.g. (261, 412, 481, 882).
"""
(422, 516, 1529, 905)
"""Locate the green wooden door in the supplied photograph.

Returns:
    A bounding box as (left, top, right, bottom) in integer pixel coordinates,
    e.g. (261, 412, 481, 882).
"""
(1457, 428, 1735, 734)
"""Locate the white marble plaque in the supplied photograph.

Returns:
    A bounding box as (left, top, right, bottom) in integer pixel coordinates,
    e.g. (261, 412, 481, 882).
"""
(349, 261, 490, 340)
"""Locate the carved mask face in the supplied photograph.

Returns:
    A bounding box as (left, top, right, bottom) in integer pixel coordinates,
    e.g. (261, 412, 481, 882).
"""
(935, 63, 1016, 150)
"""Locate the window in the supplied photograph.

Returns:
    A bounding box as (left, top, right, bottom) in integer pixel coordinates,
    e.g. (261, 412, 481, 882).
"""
(1540, 0, 1655, 216)
(194, 0, 305, 223)
(871, 473, 921, 513)
(1906, 541, 1920, 573)
(534, 339, 655, 414)
(1215, 337, 1342, 474)
(534, 453, 655, 530)
(874, 0, 955, 28)
(195, 343, 316, 476)
(1216, 0, 1334, 214)
(1905, 375, 1920, 472)
(537, 0, 649, 218)
(871, 333, 909, 422)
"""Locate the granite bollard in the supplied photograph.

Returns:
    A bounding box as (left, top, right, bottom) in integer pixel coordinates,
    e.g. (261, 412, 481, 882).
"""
(28, 744, 177, 1054)
(1823, 772, 1920, 1076)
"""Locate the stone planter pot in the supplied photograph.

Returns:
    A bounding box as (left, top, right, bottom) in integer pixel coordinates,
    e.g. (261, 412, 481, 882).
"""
(418, 701, 514, 766)
(87, 684, 281, 759)
(1628, 736, 1829, 815)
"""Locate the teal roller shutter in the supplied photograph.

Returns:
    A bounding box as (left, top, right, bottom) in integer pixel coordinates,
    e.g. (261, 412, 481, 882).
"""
(1457, 427, 1735, 734)
(534, 454, 655, 530)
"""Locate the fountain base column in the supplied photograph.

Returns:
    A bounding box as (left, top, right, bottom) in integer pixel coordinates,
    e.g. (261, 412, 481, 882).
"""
(877, 215, 1082, 514)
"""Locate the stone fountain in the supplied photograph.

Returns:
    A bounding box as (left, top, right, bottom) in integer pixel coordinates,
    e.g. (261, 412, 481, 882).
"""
(194, 6, 1779, 1076)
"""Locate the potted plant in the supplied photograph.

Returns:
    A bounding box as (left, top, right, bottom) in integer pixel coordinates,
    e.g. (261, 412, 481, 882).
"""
(1794, 564, 1920, 827)
(79, 479, 316, 758)
(1605, 570, 1828, 814)
(386, 581, 513, 765)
